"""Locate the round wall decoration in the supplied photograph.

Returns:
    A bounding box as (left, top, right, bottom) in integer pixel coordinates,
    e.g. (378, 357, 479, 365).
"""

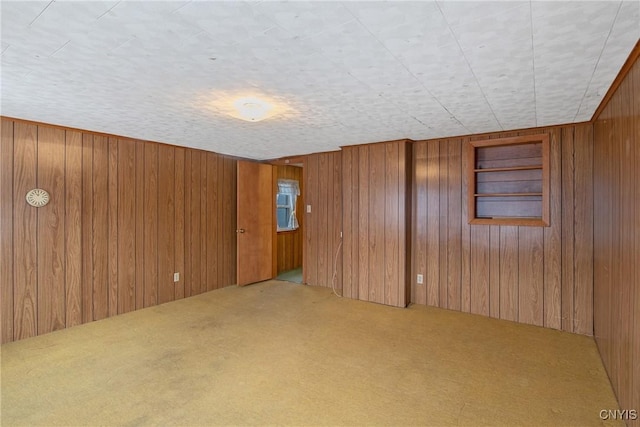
(26, 189, 50, 207)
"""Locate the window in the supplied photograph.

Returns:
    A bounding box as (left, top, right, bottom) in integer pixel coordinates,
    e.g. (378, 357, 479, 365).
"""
(276, 179, 300, 231)
(467, 134, 550, 226)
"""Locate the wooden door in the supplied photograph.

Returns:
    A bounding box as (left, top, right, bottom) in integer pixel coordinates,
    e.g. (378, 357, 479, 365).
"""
(236, 161, 274, 286)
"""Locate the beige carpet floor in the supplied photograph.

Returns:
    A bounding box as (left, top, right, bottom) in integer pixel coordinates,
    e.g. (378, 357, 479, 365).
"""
(1, 280, 621, 426)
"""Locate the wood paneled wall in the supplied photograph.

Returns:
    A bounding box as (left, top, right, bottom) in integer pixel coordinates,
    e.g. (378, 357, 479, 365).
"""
(0, 118, 237, 343)
(303, 151, 342, 289)
(593, 55, 639, 421)
(412, 124, 593, 334)
(341, 140, 412, 308)
(276, 165, 303, 274)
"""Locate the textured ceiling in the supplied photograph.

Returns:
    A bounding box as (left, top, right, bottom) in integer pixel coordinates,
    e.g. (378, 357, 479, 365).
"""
(1, 1, 638, 160)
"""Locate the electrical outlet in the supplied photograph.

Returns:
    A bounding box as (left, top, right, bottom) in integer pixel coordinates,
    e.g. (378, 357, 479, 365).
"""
(417, 274, 424, 285)
(174, 272, 180, 282)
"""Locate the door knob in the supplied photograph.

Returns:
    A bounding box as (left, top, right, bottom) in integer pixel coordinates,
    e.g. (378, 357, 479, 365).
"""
(236, 228, 245, 233)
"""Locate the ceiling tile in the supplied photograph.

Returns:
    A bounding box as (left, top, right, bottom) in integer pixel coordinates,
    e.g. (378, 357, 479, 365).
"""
(1, 1, 637, 159)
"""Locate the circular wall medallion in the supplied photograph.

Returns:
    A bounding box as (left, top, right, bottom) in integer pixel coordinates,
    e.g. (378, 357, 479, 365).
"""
(26, 189, 50, 207)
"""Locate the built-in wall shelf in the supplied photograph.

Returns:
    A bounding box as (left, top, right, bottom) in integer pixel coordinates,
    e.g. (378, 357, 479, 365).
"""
(467, 134, 550, 227)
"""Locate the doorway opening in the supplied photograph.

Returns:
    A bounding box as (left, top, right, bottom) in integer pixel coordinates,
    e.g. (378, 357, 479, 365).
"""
(273, 162, 304, 284)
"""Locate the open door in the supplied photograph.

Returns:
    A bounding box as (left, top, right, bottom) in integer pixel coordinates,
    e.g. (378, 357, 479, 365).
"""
(236, 161, 274, 286)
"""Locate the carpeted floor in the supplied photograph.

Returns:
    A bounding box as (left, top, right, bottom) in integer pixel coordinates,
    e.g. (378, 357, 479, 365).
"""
(1, 280, 621, 426)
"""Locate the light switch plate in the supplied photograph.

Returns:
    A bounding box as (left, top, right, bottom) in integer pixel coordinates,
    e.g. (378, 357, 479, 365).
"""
(306, 205, 311, 213)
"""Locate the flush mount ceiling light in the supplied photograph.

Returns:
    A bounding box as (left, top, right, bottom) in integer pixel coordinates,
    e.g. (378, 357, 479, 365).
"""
(233, 97, 273, 122)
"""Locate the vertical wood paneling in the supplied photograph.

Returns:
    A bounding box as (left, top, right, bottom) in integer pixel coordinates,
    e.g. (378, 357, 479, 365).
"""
(317, 155, 329, 286)
(632, 59, 640, 425)
(64, 130, 83, 328)
(117, 139, 136, 314)
(341, 148, 359, 298)
(174, 148, 185, 300)
(609, 88, 622, 395)
(107, 138, 118, 317)
(385, 143, 399, 306)
(206, 153, 218, 291)
(593, 118, 609, 365)
(36, 126, 66, 335)
(499, 226, 519, 321)
(573, 124, 594, 335)
(134, 142, 145, 311)
(332, 153, 342, 292)
(488, 226, 500, 318)
(216, 153, 225, 289)
(12, 123, 39, 340)
(2, 118, 238, 343)
(369, 145, 385, 304)
(338, 141, 409, 307)
(460, 138, 472, 313)
(1, 119, 14, 343)
(594, 54, 639, 423)
(400, 142, 411, 307)
(470, 226, 489, 316)
(412, 123, 594, 335)
(543, 128, 562, 330)
(561, 126, 575, 332)
(518, 227, 544, 326)
(616, 73, 633, 413)
(81, 134, 94, 324)
(143, 142, 158, 306)
(93, 136, 109, 320)
(438, 141, 448, 308)
(447, 140, 462, 311)
(186, 149, 201, 296)
(341, 149, 353, 298)
(324, 154, 333, 287)
(223, 157, 237, 286)
(303, 151, 342, 290)
(303, 155, 317, 285)
(13, 122, 38, 340)
(358, 146, 369, 300)
(413, 142, 427, 305)
(200, 154, 208, 292)
(426, 141, 439, 306)
(158, 145, 175, 304)
(352, 149, 360, 299)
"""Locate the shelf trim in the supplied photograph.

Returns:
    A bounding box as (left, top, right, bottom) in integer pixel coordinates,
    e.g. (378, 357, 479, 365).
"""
(474, 192, 542, 197)
(474, 165, 542, 172)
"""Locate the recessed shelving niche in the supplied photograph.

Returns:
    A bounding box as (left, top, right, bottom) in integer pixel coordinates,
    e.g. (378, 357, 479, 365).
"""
(467, 134, 550, 226)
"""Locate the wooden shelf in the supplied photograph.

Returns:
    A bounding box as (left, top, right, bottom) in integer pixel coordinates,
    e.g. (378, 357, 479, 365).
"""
(474, 193, 542, 197)
(473, 165, 542, 173)
(467, 133, 550, 227)
(470, 217, 548, 227)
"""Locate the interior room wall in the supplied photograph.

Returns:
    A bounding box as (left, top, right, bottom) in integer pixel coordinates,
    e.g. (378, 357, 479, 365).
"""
(275, 165, 303, 274)
(341, 140, 412, 308)
(411, 123, 594, 336)
(0, 118, 237, 344)
(303, 151, 342, 290)
(593, 53, 639, 422)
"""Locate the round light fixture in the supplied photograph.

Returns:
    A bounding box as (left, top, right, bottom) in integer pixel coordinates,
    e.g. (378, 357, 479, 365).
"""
(233, 97, 273, 122)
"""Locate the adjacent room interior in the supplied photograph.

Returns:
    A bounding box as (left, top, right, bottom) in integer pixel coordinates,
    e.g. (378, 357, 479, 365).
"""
(1, 1, 639, 426)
